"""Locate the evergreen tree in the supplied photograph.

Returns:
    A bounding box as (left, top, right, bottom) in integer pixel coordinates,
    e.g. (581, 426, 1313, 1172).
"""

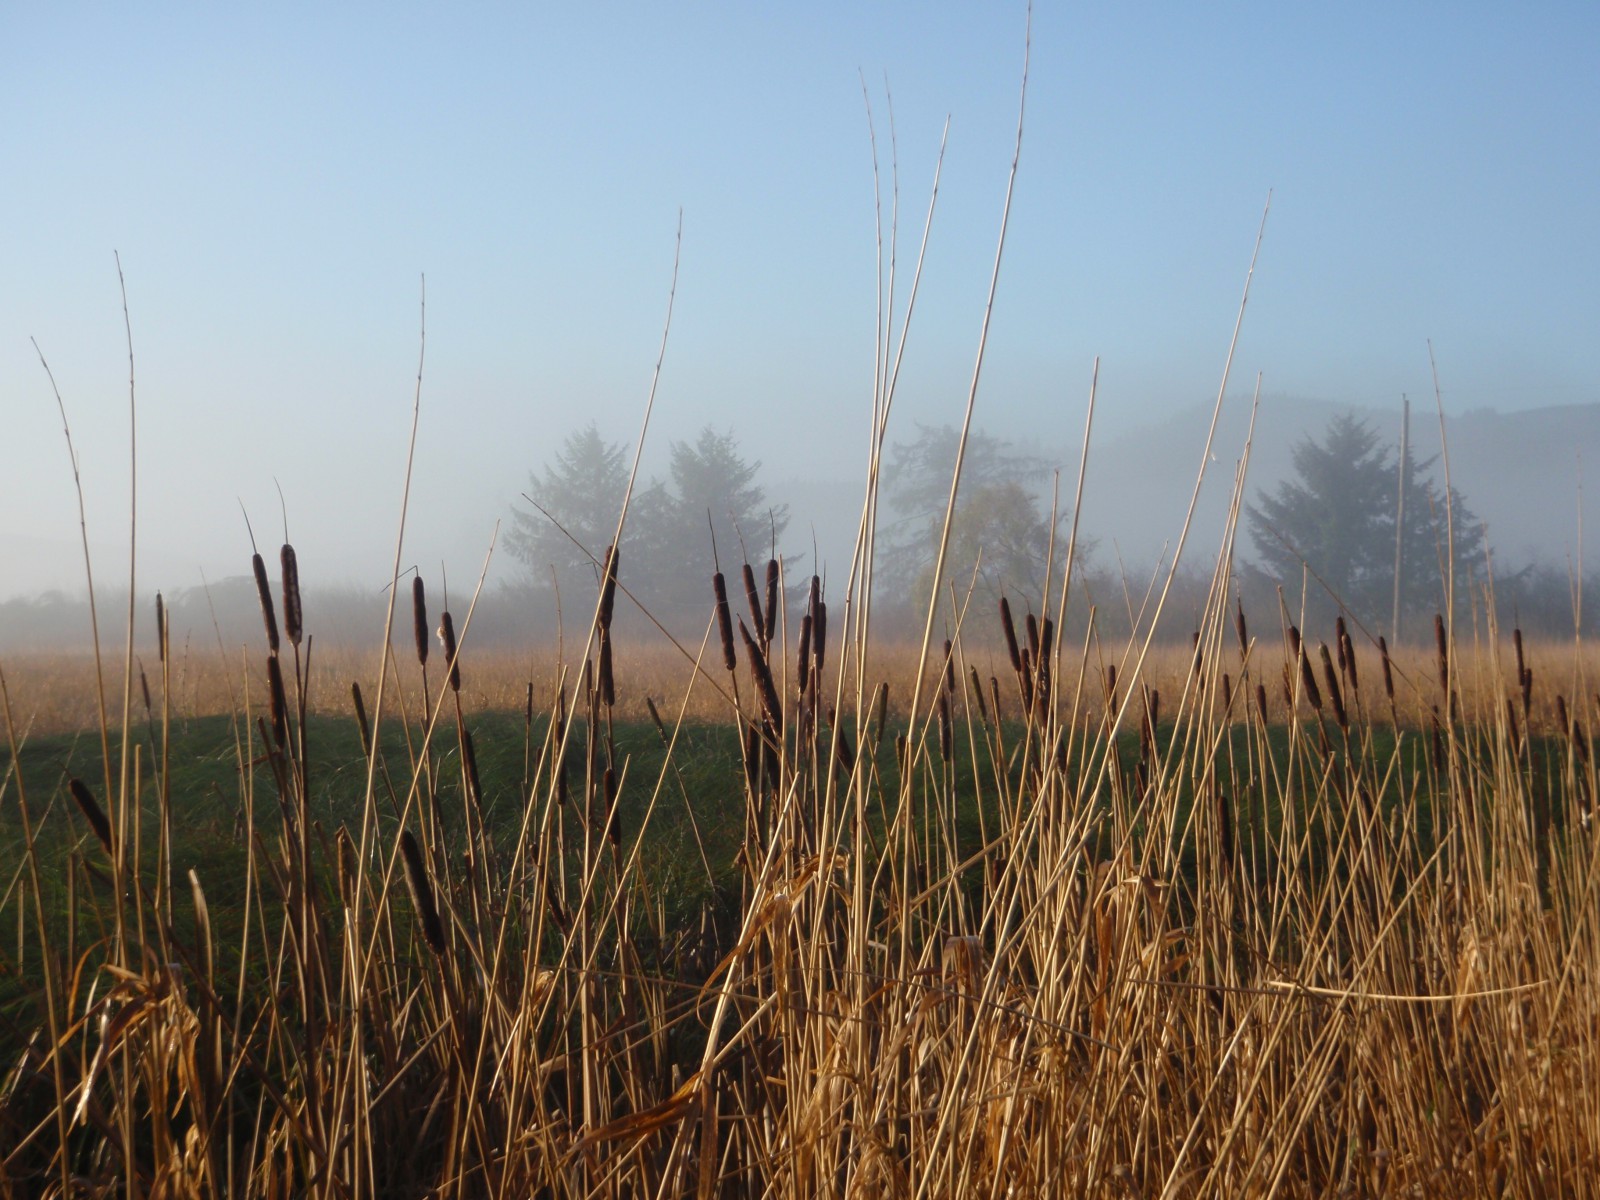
(506, 424, 629, 597)
(1246, 413, 1484, 633)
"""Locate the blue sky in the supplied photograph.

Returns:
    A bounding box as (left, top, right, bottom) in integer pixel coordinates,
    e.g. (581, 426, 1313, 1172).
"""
(3, 3, 1597, 601)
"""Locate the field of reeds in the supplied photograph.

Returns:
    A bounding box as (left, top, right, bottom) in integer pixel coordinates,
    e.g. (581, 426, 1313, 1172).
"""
(6, 110, 1600, 1200)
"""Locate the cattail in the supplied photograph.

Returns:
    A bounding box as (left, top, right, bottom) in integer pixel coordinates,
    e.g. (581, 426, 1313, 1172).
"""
(763, 559, 780, 644)
(989, 676, 1003, 726)
(69, 777, 113, 856)
(598, 631, 614, 708)
(1019, 647, 1035, 713)
(942, 639, 955, 696)
(1506, 697, 1521, 755)
(742, 722, 763, 795)
(280, 544, 302, 648)
(796, 615, 812, 694)
(1025, 613, 1040, 661)
(554, 686, 569, 806)
(739, 618, 783, 728)
(1190, 630, 1202, 678)
(155, 592, 166, 664)
(872, 682, 889, 751)
(1341, 627, 1359, 694)
(1513, 627, 1526, 691)
(597, 544, 618, 633)
(267, 655, 289, 747)
(970, 666, 988, 723)
(1434, 614, 1449, 694)
(1379, 636, 1396, 704)
(1522, 666, 1534, 717)
(437, 612, 461, 692)
(1221, 672, 1232, 713)
(999, 598, 1023, 674)
(937, 692, 952, 764)
(1299, 647, 1323, 713)
(1288, 623, 1302, 660)
(603, 766, 620, 844)
(646, 696, 668, 745)
(399, 830, 447, 954)
(460, 726, 485, 815)
(827, 706, 856, 777)
(1235, 600, 1248, 658)
(712, 573, 738, 672)
(1106, 663, 1118, 711)
(1335, 617, 1349, 673)
(742, 562, 764, 645)
(1255, 682, 1269, 723)
(812, 598, 827, 679)
(252, 553, 280, 654)
(351, 681, 372, 757)
(1431, 707, 1445, 773)
(525, 681, 534, 728)
(139, 664, 152, 717)
(1557, 694, 1571, 737)
(1320, 643, 1347, 729)
(412, 576, 429, 667)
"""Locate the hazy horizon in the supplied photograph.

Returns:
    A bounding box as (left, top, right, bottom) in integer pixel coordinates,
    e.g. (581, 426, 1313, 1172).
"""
(4, 5, 1598, 611)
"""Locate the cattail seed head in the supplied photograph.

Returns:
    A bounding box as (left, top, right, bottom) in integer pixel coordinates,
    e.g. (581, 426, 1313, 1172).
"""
(252, 553, 280, 654)
(1235, 600, 1248, 658)
(872, 681, 889, 751)
(712, 573, 738, 672)
(942, 639, 955, 697)
(1320, 643, 1347, 729)
(1255, 682, 1269, 723)
(812, 599, 827, 678)
(1379, 636, 1396, 703)
(742, 562, 764, 645)
(267, 655, 289, 747)
(796, 614, 812, 694)
(1025, 613, 1040, 661)
(351, 681, 372, 757)
(763, 559, 780, 644)
(437, 611, 461, 692)
(280, 544, 303, 648)
(597, 544, 618, 633)
(399, 830, 447, 955)
(155, 592, 167, 664)
(999, 598, 1022, 674)
(598, 631, 615, 708)
(1299, 647, 1323, 712)
(70, 778, 113, 856)
(412, 576, 429, 667)
(937, 692, 952, 764)
(971, 666, 988, 723)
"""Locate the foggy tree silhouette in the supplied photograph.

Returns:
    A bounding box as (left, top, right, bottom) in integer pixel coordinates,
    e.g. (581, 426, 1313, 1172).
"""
(1246, 413, 1484, 634)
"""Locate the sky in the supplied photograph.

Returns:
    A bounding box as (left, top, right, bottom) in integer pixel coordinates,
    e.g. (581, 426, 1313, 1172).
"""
(3, 2, 1598, 608)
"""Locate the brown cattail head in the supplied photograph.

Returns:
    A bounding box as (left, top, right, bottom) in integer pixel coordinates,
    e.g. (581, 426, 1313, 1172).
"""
(267, 655, 289, 747)
(1513, 627, 1526, 685)
(937, 692, 953, 763)
(872, 681, 889, 751)
(1557, 694, 1571, 737)
(598, 545, 619, 633)
(598, 630, 615, 708)
(1299, 645, 1323, 712)
(763, 559, 780, 644)
(1319, 643, 1348, 729)
(796, 614, 812, 694)
(1221, 672, 1232, 712)
(1019, 647, 1035, 713)
(603, 766, 620, 844)
(742, 562, 764, 645)
(139, 664, 152, 717)
(739, 617, 783, 729)
(1025, 613, 1040, 661)
(971, 665, 988, 723)
(351, 681, 372, 758)
(524, 681, 534, 727)
(399, 830, 447, 955)
(1522, 666, 1534, 716)
(280, 544, 303, 647)
(1190, 630, 1202, 678)
(437, 611, 461, 692)
(1255, 682, 1269, 723)
(1335, 616, 1348, 669)
(942, 639, 955, 696)
(1288, 624, 1302, 661)
(1340, 626, 1359, 694)
(155, 592, 167, 664)
(69, 777, 113, 856)
(1434, 614, 1449, 694)
(252, 553, 280, 654)
(1215, 787, 1235, 866)
(1235, 600, 1248, 658)
(712, 572, 738, 672)
(461, 725, 483, 810)
(412, 576, 429, 667)
(1105, 663, 1118, 712)
(811, 597, 827, 679)
(646, 695, 668, 744)
(1379, 636, 1396, 703)
(1000, 597, 1022, 674)
(1430, 706, 1445, 772)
